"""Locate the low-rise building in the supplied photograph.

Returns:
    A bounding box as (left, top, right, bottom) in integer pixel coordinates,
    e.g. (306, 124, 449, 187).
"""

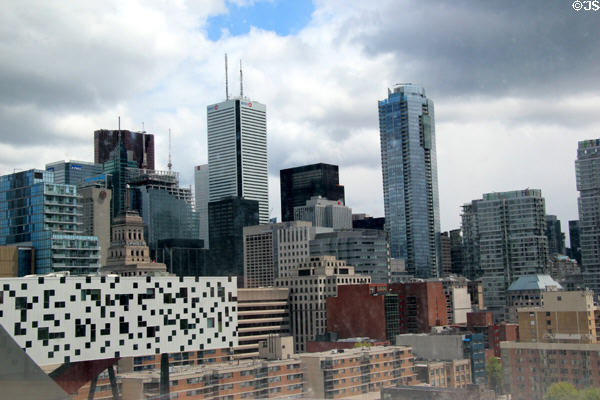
(381, 385, 495, 400)
(300, 346, 417, 399)
(415, 359, 472, 389)
(505, 274, 562, 322)
(396, 332, 486, 385)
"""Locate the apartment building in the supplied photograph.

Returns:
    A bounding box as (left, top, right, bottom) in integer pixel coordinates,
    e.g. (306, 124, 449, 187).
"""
(414, 359, 472, 389)
(300, 346, 417, 399)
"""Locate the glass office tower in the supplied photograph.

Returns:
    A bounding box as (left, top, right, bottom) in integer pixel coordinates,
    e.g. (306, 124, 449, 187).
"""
(378, 84, 441, 278)
(576, 139, 600, 296)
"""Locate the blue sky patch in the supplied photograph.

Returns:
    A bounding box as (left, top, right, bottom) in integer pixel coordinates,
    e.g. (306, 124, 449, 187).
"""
(206, 0, 314, 41)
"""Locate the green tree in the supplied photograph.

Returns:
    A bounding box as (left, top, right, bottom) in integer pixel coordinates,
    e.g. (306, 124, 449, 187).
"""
(486, 356, 503, 394)
(544, 382, 579, 400)
(579, 388, 600, 400)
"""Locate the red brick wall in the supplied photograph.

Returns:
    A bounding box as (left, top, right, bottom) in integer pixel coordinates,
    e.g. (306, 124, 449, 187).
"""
(467, 311, 493, 328)
(326, 284, 388, 340)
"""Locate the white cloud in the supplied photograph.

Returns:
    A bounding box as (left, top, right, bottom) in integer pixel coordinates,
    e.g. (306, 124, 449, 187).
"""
(1, 0, 599, 240)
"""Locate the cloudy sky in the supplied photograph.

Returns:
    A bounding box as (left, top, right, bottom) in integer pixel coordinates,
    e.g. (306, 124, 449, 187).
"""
(1, 0, 599, 237)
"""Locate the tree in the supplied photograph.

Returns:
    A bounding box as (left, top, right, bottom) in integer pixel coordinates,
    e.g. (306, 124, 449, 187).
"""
(544, 382, 579, 400)
(579, 388, 600, 400)
(486, 356, 504, 394)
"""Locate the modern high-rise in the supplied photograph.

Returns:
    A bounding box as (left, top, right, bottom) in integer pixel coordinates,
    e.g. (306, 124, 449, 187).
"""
(280, 163, 345, 222)
(293, 196, 352, 229)
(461, 189, 549, 316)
(94, 129, 155, 170)
(576, 139, 600, 295)
(378, 84, 441, 278)
(545, 215, 565, 255)
(568, 219, 582, 264)
(194, 164, 209, 248)
(45, 160, 103, 186)
(0, 170, 100, 274)
(310, 229, 390, 283)
(207, 98, 269, 224)
(242, 220, 329, 288)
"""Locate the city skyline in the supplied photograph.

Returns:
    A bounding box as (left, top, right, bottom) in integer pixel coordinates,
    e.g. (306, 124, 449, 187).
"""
(1, 1, 599, 235)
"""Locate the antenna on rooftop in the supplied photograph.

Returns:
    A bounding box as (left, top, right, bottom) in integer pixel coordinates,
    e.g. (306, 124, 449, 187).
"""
(168, 128, 172, 171)
(240, 59, 244, 98)
(225, 53, 229, 100)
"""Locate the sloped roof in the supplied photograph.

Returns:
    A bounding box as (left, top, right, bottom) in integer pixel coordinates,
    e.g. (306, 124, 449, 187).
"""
(507, 274, 562, 291)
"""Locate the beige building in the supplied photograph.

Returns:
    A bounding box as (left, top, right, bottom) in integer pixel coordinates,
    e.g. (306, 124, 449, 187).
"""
(438, 277, 473, 324)
(415, 359, 471, 389)
(243, 221, 332, 288)
(300, 346, 417, 399)
(235, 288, 291, 359)
(100, 210, 167, 276)
(275, 256, 370, 352)
(506, 274, 562, 322)
(0, 245, 34, 277)
(79, 185, 112, 266)
(517, 290, 598, 343)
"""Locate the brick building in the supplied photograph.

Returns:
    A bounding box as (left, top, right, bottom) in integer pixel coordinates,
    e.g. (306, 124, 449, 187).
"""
(326, 282, 449, 341)
(300, 346, 417, 399)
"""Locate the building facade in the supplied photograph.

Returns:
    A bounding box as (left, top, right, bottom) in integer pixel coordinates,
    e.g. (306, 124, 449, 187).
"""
(545, 215, 566, 255)
(0, 275, 238, 367)
(461, 189, 549, 316)
(208, 196, 259, 278)
(568, 220, 582, 264)
(94, 129, 155, 170)
(378, 84, 441, 278)
(505, 274, 562, 322)
(575, 139, 600, 295)
(156, 239, 208, 277)
(300, 346, 417, 399)
(310, 229, 390, 283)
(45, 160, 103, 186)
(280, 163, 345, 222)
(194, 164, 210, 249)
(78, 185, 112, 267)
(207, 99, 269, 224)
(235, 288, 291, 359)
(275, 256, 370, 352)
(293, 196, 352, 230)
(0, 169, 100, 274)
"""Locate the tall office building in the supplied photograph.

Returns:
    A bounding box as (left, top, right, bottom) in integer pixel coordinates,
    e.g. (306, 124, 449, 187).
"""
(449, 229, 464, 275)
(207, 98, 269, 224)
(280, 163, 345, 222)
(568, 219, 582, 264)
(45, 160, 103, 186)
(94, 129, 155, 170)
(545, 215, 565, 255)
(194, 164, 209, 248)
(293, 196, 352, 229)
(0, 170, 100, 274)
(378, 84, 441, 278)
(461, 189, 549, 316)
(576, 139, 600, 295)
(310, 229, 390, 283)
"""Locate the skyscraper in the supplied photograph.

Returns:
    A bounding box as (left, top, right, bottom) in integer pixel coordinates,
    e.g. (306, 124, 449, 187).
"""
(94, 129, 155, 170)
(545, 215, 565, 255)
(194, 164, 209, 249)
(576, 139, 600, 294)
(378, 84, 441, 278)
(461, 189, 548, 316)
(568, 220, 582, 264)
(280, 163, 345, 222)
(207, 98, 269, 224)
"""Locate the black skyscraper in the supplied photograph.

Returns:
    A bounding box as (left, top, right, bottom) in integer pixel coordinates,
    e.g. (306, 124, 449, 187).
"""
(94, 129, 155, 170)
(568, 220, 582, 264)
(208, 196, 259, 282)
(280, 163, 345, 222)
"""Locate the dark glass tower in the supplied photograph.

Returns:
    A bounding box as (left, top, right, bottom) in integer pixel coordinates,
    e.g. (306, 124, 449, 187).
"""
(378, 84, 441, 278)
(568, 220, 582, 264)
(280, 163, 345, 222)
(94, 129, 155, 170)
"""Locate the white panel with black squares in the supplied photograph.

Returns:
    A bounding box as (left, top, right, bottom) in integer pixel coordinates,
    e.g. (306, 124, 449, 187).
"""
(0, 275, 238, 366)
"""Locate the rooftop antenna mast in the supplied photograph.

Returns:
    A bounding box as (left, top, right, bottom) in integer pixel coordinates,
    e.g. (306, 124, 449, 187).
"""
(240, 59, 243, 98)
(168, 128, 172, 171)
(225, 53, 229, 100)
